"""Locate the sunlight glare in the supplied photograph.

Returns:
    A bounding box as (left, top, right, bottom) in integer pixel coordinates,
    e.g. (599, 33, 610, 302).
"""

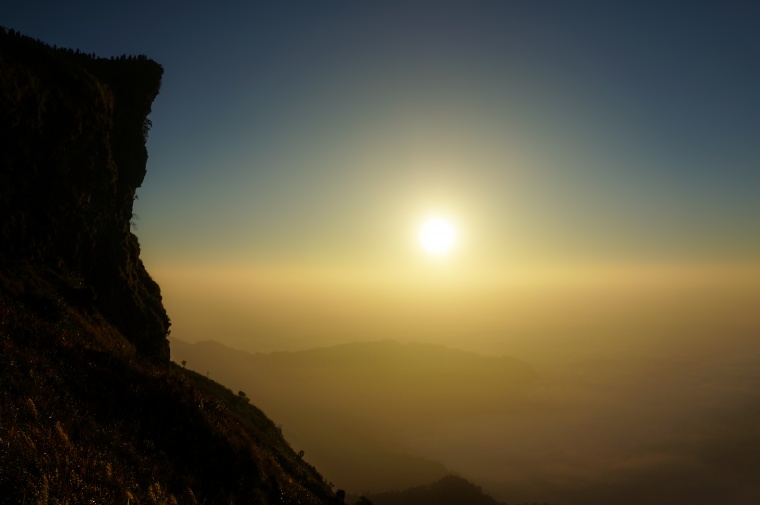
(419, 218, 456, 255)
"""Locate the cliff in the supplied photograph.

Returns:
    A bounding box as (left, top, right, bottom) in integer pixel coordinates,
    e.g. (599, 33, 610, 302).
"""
(0, 26, 168, 360)
(0, 28, 338, 504)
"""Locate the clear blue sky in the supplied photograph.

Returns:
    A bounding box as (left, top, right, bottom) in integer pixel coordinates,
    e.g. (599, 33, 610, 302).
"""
(5, 1, 760, 268)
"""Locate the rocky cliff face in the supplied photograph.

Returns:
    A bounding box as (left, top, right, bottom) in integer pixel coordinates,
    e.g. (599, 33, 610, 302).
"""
(0, 29, 338, 504)
(0, 27, 169, 360)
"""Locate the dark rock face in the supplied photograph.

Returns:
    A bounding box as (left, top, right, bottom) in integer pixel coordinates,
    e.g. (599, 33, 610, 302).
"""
(0, 30, 340, 505)
(0, 28, 170, 360)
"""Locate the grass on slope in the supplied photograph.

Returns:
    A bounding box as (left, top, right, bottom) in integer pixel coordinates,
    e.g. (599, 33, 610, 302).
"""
(0, 265, 338, 504)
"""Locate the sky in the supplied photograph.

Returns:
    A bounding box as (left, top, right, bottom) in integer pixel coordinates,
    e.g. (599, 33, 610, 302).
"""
(6, 4, 760, 501)
(4, 1, 760, 354)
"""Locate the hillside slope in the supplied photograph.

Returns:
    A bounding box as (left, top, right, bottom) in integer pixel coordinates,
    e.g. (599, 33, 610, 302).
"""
(0, 27, 338, 504)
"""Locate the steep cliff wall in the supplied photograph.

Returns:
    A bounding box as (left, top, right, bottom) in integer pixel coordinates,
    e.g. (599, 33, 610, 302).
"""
(0, 28, 339, 504)
(0, 27, 169, 360)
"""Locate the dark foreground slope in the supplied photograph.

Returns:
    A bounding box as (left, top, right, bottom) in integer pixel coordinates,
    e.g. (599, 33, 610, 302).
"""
(0, 28, 337, 504)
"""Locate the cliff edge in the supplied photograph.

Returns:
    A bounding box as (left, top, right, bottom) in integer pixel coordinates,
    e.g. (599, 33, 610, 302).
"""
(0, 28, 338, 504)
(0, 26, 169, 360)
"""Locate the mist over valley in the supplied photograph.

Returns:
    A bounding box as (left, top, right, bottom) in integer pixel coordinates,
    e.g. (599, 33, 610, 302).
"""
(172, 333, 760, 504)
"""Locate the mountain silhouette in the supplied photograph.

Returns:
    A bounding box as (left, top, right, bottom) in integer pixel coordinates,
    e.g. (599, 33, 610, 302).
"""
(0, 27, 338, 504)
(364, 474, 562, 505)
(171, 338, 538, 493)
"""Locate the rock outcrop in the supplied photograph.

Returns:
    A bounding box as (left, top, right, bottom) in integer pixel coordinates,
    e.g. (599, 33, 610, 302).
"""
(0, 28, 338, 504)
(0, 27, 169, 360)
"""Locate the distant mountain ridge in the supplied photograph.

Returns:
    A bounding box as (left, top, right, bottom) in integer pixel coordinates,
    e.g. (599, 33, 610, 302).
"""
(174, 338, 535, 375)
(365, 474, 562, 505)
(366, 474, 504, 505)
(171, 338, 537, 418)
(171, 338, 538, 493)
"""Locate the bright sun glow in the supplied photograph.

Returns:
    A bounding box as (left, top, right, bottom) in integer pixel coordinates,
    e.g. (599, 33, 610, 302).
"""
(419, 218, 456, 255)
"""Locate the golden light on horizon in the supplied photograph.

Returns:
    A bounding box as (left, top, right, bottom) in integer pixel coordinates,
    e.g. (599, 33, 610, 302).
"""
(418, 217, 456, 256)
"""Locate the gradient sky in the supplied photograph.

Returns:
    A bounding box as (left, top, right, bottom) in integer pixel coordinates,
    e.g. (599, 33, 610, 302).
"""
(7, 7, 760, 500)
(5, 1, 760, 353)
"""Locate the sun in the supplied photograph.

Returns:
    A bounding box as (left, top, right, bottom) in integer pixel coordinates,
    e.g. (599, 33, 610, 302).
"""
(419, 217, 456, 255)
